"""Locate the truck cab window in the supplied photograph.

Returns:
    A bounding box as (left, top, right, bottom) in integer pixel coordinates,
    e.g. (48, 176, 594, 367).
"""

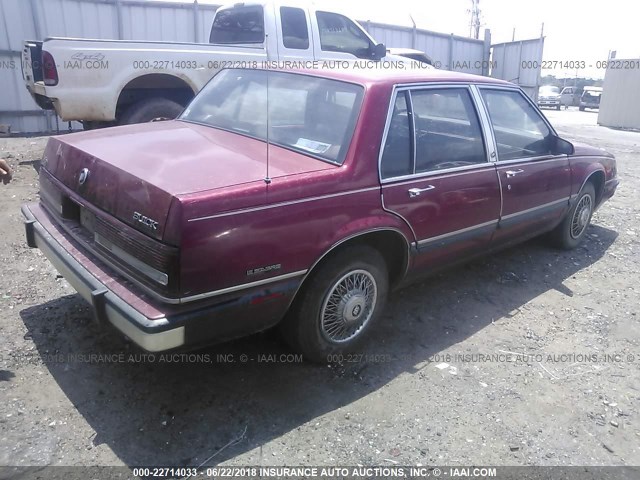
(316, 11, 372, 58)
(210, 6, 264, 44)
(281, 7, 309, 49)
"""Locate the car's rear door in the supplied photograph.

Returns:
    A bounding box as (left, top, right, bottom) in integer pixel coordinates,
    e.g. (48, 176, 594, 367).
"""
(380, 85, 501, 275)
(476, 87, 571, 246)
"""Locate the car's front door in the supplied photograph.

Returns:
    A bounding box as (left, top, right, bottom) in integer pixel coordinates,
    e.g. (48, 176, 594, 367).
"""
(560, 86, 574, 107)
(380, 86, 502, 275)
(477, 87, 571, 246)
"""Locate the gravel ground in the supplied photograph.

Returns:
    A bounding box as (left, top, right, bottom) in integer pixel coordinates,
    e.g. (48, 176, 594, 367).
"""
(0, 108, 639, 472)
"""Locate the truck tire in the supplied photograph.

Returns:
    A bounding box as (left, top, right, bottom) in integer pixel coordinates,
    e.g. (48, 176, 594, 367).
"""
(119, 98, 184, 125)
(279, 246, 389, 363)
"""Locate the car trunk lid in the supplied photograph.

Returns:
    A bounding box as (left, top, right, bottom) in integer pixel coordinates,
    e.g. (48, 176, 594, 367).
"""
(42, 120, 335, 240)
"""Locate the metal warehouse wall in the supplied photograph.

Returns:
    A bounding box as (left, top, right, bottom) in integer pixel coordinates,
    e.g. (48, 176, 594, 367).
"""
(490, 38, 545, 100)
(360, 21, 491, 76)
(598, 60, 640, 130)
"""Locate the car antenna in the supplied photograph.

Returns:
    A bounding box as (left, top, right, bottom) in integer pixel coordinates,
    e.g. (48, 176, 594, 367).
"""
(264, 33, 272, 185)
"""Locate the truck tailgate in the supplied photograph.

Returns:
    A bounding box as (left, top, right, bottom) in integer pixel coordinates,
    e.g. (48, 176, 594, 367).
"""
(22, 41, 42, 91)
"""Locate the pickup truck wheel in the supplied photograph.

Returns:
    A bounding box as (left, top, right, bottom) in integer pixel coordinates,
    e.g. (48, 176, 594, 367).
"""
(280, 246, 388, 363)
(119, 98, 184, 125)
(550, 182, 595, 249)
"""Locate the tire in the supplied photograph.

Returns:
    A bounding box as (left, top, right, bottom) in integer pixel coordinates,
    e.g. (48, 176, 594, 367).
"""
(119, 98, 184, 125)
(556, 105, 561, 110)
(579, 106, 585, 111)
(279, 246, 389, 363)
(550, 182, 596, 249)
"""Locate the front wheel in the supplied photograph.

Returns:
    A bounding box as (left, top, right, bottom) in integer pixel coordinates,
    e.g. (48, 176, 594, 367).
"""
(550, 182, 596, 249)
(280, 246, 389, 363)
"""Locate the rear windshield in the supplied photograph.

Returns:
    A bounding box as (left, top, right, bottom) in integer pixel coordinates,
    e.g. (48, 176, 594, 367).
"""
(180, 69, 364, 165)
(210, 6, 264, 44)
(539, 86, 560, 95)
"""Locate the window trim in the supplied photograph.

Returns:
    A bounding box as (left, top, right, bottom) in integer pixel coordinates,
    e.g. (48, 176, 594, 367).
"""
(475, 85, 565, 165)
(378, 83, 493, 184)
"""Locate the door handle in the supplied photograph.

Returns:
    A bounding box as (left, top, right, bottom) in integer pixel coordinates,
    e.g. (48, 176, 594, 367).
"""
(408, 185, 435, 198)
(505, 169, 524, 178)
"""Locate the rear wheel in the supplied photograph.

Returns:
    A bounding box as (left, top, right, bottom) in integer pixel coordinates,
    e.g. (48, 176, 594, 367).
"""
(119, 98, 184, 125)
(550, 182, 595, 249)
(280, 246, 389, 363)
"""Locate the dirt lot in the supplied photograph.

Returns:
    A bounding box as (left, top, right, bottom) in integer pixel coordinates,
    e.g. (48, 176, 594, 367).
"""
(1, 108, 639, 472)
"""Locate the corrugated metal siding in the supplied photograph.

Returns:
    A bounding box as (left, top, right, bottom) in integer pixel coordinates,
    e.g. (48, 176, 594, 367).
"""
(490, 38, 544, 100)
(360, 21, 490, 75)
(598, 61, 640, 130)
(0, 0, 54, 133)
(121, 3, 195, 42)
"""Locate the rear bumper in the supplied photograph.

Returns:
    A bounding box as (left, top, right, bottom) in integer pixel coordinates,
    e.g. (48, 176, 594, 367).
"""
(23, 203, 185, 351)
(22, 203, 295, 352)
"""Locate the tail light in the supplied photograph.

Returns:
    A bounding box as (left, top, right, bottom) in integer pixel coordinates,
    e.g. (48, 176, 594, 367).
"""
(41, 51, 58, 86)
(93, 216, 180, 296)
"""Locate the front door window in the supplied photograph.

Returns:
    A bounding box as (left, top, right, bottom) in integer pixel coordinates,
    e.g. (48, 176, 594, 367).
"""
(479, 89, 553, 161)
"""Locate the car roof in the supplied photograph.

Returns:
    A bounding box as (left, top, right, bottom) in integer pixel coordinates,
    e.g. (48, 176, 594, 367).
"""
(260, 66, 514, 88)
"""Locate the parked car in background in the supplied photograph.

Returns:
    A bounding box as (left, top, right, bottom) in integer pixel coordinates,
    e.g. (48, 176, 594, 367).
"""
(560, 86, 575, 108)
(23, 68, 618, 361)
(387, 48, 433, 66)
(579, 86, 603, 111)
(22, 1, 394, 128)
(538, 85, 561, 110)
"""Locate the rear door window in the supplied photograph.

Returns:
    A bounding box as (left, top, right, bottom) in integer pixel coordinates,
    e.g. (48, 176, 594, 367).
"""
(210, 6, 264, 44)
(410, 88, 487, 173)
(280, 7, 309, 49)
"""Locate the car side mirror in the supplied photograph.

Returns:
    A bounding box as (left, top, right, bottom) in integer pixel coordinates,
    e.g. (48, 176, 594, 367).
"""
(552, 136, 574, 155)
(371, 43, 386, 60)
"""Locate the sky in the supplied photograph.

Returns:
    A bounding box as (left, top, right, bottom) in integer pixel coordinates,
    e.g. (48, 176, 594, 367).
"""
(154, 0, 640, 79)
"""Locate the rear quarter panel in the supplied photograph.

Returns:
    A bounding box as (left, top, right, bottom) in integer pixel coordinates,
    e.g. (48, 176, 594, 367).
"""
(171, 81, 415, 298)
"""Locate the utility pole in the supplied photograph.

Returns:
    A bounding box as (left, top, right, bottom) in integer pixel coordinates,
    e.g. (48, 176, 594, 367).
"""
(469, 0, 481, 39)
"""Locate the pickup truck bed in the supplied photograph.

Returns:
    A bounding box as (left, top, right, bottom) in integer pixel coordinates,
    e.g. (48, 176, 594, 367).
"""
(22, 1, 396, 128)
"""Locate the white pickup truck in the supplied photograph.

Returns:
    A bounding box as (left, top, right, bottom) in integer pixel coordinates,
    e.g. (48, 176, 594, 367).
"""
(22, 1, 405, 129)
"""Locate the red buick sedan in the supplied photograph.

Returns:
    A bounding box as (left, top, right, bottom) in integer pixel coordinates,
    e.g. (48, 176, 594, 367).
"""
(22, 67, 618, 362)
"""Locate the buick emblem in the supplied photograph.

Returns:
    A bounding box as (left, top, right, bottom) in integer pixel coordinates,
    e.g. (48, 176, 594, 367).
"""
(78, 168, 89, 185)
